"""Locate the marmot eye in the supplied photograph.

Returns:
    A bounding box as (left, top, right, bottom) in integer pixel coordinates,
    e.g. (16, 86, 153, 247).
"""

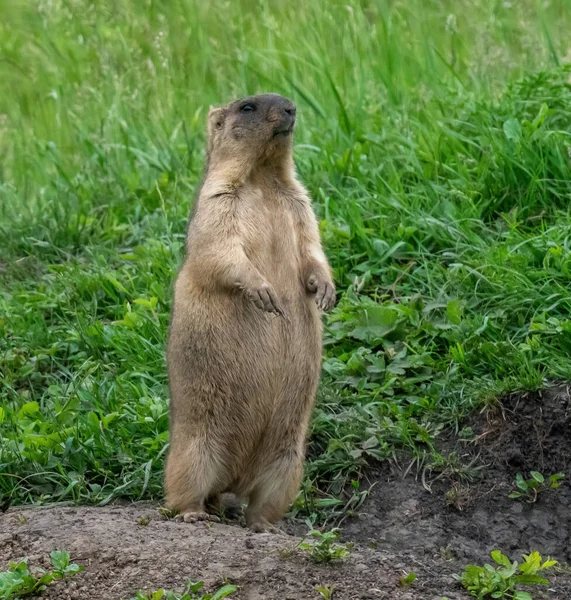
(241, 104, 255, 113)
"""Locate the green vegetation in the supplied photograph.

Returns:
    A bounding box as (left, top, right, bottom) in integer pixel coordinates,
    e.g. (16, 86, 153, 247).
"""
(280, 524, 352, 562)
(297, 526, 353, 563)
(456, 550, 558, 600)
(398, 572, 417, 587)
(315, 584, 336, 599)
(1, 0, 571, 515)
(508, 471, 566, 502)
(129, 580, 237, 600)
(0, 551, 83, 600)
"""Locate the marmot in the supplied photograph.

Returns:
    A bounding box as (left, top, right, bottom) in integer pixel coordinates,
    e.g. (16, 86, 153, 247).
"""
(165, 93, 335, 532)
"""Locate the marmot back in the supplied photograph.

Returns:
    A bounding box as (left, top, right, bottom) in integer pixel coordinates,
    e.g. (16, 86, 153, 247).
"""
(165, 93, 335, 531)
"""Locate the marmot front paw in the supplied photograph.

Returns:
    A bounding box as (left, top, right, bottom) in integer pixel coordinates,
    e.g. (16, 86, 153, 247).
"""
(244, 282, 284, 316)
(307, 276, 336, 312)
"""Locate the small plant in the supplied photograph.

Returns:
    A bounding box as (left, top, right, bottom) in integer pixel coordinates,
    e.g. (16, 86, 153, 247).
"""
(157, 507, 179, 519)
(445, 482, 472, 511)
(298, 525, 353, 563)
(398, 572, 417, 587)
(129, 579, 237, 600)
(455, 550, 557, 599)
(12, 515, 28, 526)
(0, 551, 83, 599)
(459, 427, 474, 440)
(508, 472, 565, 502)
(315, 584, 336, 599)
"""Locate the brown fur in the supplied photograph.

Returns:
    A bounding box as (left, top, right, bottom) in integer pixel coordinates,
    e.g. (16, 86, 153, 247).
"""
(165, 93, 335, 531)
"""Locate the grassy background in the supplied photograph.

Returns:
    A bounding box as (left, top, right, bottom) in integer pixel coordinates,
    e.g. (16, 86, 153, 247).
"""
(1, 0, 571, 517)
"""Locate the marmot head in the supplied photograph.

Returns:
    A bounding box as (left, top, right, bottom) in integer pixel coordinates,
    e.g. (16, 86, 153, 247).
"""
(207, 93, 297, 168)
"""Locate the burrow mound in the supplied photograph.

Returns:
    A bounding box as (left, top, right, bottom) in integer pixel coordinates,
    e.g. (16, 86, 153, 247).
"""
(1, 504, 470, 600)
(344, 385, 571, 563)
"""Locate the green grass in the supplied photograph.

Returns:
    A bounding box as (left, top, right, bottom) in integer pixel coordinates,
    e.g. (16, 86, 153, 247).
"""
(1, 0, 571, 515)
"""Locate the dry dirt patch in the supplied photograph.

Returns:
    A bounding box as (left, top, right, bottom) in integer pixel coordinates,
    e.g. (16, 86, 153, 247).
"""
(2, 504, 467, 600)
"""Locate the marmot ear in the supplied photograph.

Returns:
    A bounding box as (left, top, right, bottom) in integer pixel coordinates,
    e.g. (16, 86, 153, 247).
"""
(207, 107, 225, 131)
(207, 107, 226, 154)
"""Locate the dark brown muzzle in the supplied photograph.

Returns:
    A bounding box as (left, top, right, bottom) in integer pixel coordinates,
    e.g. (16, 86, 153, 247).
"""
(268, 99, 296, 136)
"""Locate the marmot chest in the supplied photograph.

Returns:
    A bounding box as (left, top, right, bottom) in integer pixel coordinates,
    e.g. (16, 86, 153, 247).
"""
(240, 192, 303, 292)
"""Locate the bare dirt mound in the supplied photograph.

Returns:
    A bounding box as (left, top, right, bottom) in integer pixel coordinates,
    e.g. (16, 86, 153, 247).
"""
(344, 386, 571, 569)
(1, 504, 465, 600)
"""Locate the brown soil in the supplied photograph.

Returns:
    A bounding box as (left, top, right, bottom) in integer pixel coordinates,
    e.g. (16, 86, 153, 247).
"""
(2, 386, 571, 599)
(344, 385, 571, 598)
(344, 386, 571, 557)
(1, 504, 465, 600)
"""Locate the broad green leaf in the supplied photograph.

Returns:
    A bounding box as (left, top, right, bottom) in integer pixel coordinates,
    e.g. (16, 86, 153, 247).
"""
(50, 550, 70, 571)
(515, 574, 549, 585)
(65, 563, 83, 574)
(503, 118, 522, 142)
(18, 401, 40, 418)
(491, 550, 511, 567)
(349, 306, 401, 342)
(185, 580, 205, 593)
(322, 357, 347, 378)
(549, 473, 565, 488)
(446, 299, 464, 325)
(134, 297, 158, 310)
(211, 584, 238, 599)
(541, 559, 558, 569)
(521, 551, 541, 567)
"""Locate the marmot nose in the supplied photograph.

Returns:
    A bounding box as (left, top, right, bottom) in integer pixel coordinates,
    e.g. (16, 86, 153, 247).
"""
(284, 106, 296, 118)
